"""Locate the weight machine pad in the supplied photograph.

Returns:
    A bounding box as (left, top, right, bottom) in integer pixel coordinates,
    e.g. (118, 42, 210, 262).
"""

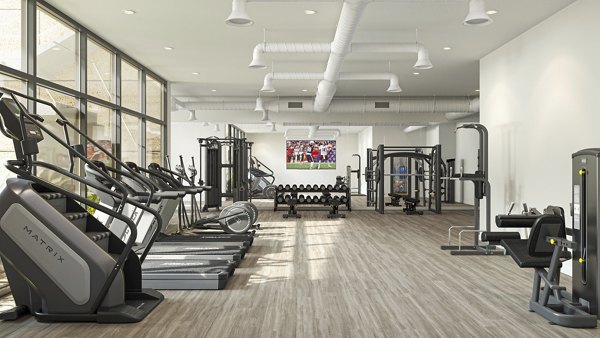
(501, 239, 553, 268)
(481, 231, 520, 243)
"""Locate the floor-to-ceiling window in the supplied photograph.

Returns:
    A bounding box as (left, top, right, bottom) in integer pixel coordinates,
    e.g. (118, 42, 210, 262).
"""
(0, 0, 167, 192)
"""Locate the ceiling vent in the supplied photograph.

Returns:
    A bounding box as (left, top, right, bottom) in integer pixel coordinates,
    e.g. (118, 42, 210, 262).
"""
(287, 101, 303, 109)
(374, 101, 390, 109)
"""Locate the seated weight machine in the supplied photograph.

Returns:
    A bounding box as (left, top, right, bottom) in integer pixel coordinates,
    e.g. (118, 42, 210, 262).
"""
(501, 149, 600, 328)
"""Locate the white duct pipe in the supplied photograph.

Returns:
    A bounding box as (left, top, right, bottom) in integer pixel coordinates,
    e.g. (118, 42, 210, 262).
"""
(262, 72, 401, 93)
(250, 42, 432, 70)
(249, 43, 331, 68)
(184, 96, 479, 114)
(225, 0, 253, 26)
(314, 0, 371, 113)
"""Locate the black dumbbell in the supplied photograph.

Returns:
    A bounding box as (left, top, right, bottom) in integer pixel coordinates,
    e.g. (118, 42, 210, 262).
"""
(319, 195, 328, 203)
(299, 184, 305, 190)
(313, 185, 320, 191)
(340, 184, 348, 191)
(298, 194, 306, 203)
(340, 196, 348, 204)
(284, 195, 291, 203)
(284, 184, 291, 190)
(333, 184, 340, 191)
(326, 184, 333, 190)
(277, 184, 284, 191)
(291, 184, 298, 191)
(276, 195, 285, 203)
(319, 184, 326, 190)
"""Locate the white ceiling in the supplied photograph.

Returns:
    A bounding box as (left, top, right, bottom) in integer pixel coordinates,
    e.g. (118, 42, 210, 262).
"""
(46, 0, 575, 100)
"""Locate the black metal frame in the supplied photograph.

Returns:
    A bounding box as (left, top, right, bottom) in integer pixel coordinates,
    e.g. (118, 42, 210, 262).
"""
(366, 144, 443, 214)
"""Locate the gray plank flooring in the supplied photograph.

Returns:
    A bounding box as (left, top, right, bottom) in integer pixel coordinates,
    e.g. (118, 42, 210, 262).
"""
(0, 204, 598, 337)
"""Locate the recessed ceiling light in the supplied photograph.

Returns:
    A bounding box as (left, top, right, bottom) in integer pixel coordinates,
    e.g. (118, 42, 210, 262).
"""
(164, 46, 174, 51)
(443, 47, 452, 51)
(122, 9, 136, 15)
(51, 47, 61, 51)
(192, 72, 199, 75)
(413, 72, 420, 75)
(486, 10, 498, 15)
(301, 89, 308, 92)
(211, 89, 217, 92)
(304, 10, 317, 15)
(475, 89, 480, 92)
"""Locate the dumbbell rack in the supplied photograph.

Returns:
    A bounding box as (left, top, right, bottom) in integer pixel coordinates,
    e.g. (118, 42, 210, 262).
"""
(274, 184, 352, 218)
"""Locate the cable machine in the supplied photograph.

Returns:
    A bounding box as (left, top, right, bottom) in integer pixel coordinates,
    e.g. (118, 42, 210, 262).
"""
(366, 144, 443, 214)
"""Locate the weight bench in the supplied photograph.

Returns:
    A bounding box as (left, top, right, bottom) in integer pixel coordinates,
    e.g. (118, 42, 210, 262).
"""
(501, 213, 597, 328)
(386, 193, 404, 207)
(403, 197, 423, 215)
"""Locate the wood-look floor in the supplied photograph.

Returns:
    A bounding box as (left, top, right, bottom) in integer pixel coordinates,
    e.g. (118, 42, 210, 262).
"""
(0, 200, 598, 337)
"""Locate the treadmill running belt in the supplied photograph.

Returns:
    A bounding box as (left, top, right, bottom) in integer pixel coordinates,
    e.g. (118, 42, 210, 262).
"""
(142, 261, 234, 275)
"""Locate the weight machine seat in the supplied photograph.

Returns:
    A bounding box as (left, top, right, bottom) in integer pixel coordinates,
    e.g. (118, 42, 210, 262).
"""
(501, 214, 569, 268)
(481, 231, 520, 243)
(404, 197, 419, 204)
(501, 239, 554, 268)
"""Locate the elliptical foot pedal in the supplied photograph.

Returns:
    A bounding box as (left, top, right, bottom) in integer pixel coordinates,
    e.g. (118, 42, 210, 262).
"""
(0, 305, 29, 321)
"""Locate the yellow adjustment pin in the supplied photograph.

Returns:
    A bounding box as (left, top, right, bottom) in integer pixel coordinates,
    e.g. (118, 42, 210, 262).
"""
(579, 258, 585, 264)
(579, 169, 586, 175)
(550, 239, 555, 245)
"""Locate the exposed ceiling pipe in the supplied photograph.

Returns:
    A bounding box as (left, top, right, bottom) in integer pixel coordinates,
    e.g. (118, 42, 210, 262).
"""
(183, 96, 479, 115)
(249, 42, 432, 70)
(464, 0, 492, 26)
(403, 125, 428, 133)
(445, 112, 478, 121)
(262, 72, 402, 93)
(225, 0, 254, 26)
(314, 0, 371, 113)
(308, 125, 319, 138)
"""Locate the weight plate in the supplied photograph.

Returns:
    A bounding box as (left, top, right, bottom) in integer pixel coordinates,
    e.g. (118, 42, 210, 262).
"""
(234, 201, 259, 225)
(263, 185, 277, 199)
(219, 205, 251, 234)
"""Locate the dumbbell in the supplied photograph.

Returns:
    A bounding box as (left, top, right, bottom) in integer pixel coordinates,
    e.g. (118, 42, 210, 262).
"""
(319, 184, 326, 191)
(291, 184, 298, 191)
(284, 195, 292, 203)
(299, 184, 305, 190)
(277, 184, 284, 191)
(284, 184, 291, 190)
(333, 184, 340, 191)
(313, 185, 320, 191)
(298, 194, 306, 203)
(276, 195, 285, 204)
(340, 184, 348, 192)
(340, 196, 348, 204)
(326, 184, 333, 190)
(319, 195, 328, 203)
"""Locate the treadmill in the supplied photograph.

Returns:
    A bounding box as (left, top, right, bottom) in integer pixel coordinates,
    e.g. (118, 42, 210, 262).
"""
(83, 162, 238, 290)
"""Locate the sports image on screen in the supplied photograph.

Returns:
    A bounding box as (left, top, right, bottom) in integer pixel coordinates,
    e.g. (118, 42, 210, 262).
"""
(286, 140, 336, 170)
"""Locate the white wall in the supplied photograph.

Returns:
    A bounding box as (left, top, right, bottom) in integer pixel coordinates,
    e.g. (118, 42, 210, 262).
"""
(356, 127, 373, 194)
(426, 125, 439, 146)
(481, 0, 600, 232)
(247, 132, 358, 186)
(438, 123, 456, 161)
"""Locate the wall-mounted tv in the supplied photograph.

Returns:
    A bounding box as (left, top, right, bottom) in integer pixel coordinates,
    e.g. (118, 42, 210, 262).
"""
(286, 140, 336, 170)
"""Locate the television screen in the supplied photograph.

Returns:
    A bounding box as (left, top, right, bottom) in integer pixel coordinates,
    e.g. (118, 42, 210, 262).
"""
(286, 140, 336, 170)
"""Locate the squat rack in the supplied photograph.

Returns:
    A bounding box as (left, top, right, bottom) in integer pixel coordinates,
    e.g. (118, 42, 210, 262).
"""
(366, 144, 443, 214)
